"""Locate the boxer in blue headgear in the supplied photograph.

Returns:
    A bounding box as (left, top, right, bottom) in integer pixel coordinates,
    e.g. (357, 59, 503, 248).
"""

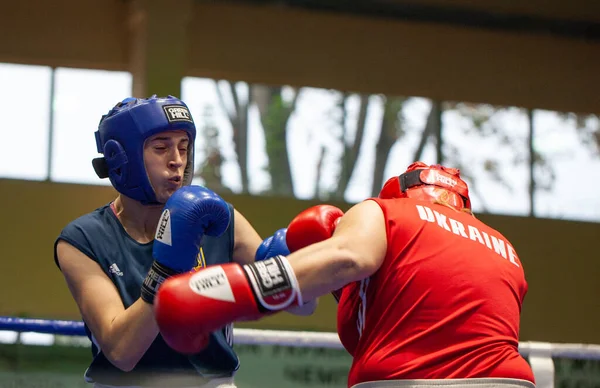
(92, 95, 196, 204)
(54, 95, 239, 386)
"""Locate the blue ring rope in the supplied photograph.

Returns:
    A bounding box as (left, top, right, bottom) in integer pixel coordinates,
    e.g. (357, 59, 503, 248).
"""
(0, 317, 86, 336)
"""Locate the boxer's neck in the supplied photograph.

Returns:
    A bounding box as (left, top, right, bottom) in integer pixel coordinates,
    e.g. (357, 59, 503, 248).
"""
(112, 195, 163, 243)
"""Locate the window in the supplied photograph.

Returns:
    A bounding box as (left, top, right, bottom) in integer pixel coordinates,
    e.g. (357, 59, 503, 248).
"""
(50, 67, 132, 184)
(182, 77, 249, 193)
(346, 96, 438, 203)
(182, 77, 439, 202)
(183, 75, 600, 223)
(442, 104, 531, 216)
(0, 63, 52, 180)
(533, 111, 600, 222)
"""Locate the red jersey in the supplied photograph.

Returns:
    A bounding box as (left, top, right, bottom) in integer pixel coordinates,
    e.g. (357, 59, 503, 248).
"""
(337, 198, 534, 387)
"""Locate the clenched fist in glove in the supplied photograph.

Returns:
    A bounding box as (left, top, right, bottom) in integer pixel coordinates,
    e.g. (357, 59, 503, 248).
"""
(141, 185, 230, 305)
(255, 228, 289, 261)
(155, 255, 302, 354)
(287, 205, 345, 301)
(286, 205, 344, 253)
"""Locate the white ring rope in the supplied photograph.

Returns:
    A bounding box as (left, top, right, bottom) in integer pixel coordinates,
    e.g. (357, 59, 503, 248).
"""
(2, 318, 600, 388)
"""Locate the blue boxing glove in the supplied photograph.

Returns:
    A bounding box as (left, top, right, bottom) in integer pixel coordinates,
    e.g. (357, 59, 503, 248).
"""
(141, 185, 230, 304)
(255, 228, 290, 261)
(255, 227, 317, 316)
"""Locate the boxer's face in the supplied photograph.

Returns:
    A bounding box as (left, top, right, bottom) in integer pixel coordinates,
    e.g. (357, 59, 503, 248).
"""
(144, 130, 190, 203)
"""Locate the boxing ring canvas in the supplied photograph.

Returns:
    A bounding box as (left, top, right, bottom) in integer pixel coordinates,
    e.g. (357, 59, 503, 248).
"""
(0, 317, 599, 388)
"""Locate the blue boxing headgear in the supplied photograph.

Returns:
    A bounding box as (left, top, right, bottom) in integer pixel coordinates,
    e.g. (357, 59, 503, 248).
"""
(92, 95, 196, 205)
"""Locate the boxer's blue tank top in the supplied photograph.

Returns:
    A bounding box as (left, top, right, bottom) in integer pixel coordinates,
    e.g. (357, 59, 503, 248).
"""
(54, 202, 239, 387)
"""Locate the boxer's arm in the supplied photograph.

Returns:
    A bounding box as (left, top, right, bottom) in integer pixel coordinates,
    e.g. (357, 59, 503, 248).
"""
(232, 208, 262, 265)
(287, 200, 387, 301)
(56, 241, 157, 372)
(286, 298, 318, 316)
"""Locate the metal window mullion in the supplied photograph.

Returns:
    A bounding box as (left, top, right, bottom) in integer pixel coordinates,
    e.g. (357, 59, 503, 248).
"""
(528, 109, 535, 217)
(46, 67, 56, 181)
(435, 101, 443, 164)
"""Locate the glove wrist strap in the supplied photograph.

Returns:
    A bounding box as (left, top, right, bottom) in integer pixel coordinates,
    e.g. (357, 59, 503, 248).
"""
(244, 255, 302, 312)
(141, 261, 180, 304)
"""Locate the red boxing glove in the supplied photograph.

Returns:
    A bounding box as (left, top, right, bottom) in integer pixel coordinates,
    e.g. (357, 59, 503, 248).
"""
(286, 204, 345, 302)
(154, 256, 301, 354)
(286, 205, 344, 253)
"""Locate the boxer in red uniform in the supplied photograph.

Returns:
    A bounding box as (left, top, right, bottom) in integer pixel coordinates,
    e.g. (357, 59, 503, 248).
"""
(155, 162, 535, 388)
(335, 162, 534, 388)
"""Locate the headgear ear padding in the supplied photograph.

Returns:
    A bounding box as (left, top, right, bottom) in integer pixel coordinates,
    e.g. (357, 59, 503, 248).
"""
(103, 139, 128, 186)
(379, 175, 403, 200)
(93, 95, 197, 205)
(379, 161, 471, 211)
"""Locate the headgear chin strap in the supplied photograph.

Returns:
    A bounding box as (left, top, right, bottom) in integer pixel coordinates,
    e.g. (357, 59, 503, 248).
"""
(92, 95, 197, 205)
(379, 162, 471, 211)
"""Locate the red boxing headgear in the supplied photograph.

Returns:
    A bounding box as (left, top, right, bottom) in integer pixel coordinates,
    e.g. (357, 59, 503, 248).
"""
(379, 162, 471, 211)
